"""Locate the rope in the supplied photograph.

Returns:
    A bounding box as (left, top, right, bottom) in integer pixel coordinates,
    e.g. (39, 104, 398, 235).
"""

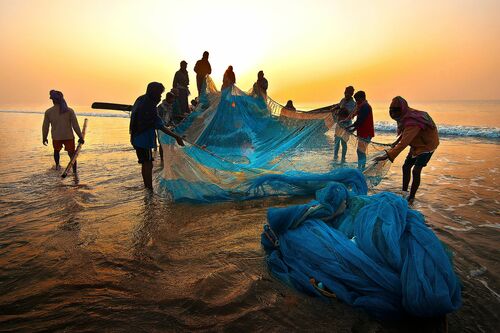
(266, 97, 392, 147)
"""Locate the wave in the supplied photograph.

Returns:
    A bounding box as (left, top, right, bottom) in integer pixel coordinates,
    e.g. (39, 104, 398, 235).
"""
(2, 110, 499, 139)
(375, 121, 500, 139)
(0, 110, 129, 118)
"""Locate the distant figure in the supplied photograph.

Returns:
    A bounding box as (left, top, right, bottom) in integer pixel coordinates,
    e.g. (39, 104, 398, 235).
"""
(194, 51, 212, 97)
(173, 60, 190, 115)
(42, 90, 84, 173)
(159, 91, 176, 126)
(345, 91, 374, 170)
(332, 86, 356, 163)
(129, 82, 184, 189)
(285, 100, 296, 111)
(375, 96, 439, 204)
(169, 88, 186, 124)
(190, 97, 199, 111)
(157, 91, 177, 161)
(252, 70, 268, 98)
(221, 66, 236, 91)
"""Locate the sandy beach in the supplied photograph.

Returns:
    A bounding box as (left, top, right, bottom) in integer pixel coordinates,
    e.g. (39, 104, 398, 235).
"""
(0, 110, 498, 332)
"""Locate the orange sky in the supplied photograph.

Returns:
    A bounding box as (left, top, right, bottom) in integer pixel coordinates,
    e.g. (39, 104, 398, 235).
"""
(0, 0, 499, 110)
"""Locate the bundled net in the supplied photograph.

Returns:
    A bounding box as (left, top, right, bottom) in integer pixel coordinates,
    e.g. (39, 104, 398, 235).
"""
(261, 174, 462, 319)
(157, 76, 392, 202)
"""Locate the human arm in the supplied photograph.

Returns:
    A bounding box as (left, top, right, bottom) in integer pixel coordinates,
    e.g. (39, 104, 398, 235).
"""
(154, 112, 184, 146)
(345, 105, 368, 131)
(391, 135, 402, 148)
(42, 112, 49, 145)
(70, 109, 84, 143)
(160, 126, 185, 146)
(385, 126, 420, 161)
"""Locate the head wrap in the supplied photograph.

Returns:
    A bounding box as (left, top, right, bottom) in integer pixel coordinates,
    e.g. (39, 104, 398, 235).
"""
(49, 90, 69, 114)
(391, 96, 437, 135)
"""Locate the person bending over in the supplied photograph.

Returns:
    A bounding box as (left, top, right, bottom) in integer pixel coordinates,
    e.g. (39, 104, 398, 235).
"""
(375, 96, 439, 204)
(130, 82, 185, 189)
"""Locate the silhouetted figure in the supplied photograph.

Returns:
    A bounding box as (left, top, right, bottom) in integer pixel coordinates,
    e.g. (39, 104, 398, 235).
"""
(285, 100, 296, 111)
(173, 60, 190, 115)
(129, 82, 184, 189)
(345, 91, 374, 171)
(252, 70, 268, 98)
(169, 88, 185, 124)
(194, 51, 212, 97)
(375, 96, 439, 204)
(221, 66, 236, 91)
(157, 91, 177, 161)
(332, 86, 356, 163)
(42, 90, 84, 173)
(190, 97, 199, 111)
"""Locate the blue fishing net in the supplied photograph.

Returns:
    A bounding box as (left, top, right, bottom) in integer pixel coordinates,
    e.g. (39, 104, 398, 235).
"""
(157, 76, 391, 202)
(260, 171, 462, 319)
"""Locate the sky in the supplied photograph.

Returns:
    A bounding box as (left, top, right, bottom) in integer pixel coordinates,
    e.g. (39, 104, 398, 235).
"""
(0, 0, 499, 110)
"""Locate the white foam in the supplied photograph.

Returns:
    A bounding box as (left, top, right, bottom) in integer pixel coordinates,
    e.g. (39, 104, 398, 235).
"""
(375, 121, 500, 138)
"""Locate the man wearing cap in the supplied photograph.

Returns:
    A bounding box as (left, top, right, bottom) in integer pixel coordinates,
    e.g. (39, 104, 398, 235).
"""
(173, 60, 190, 116)
(42, 90, 84, 172)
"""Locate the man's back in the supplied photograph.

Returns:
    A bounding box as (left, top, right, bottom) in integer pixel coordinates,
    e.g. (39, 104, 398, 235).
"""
(43, 106, 81, 140)
(194, 59, 211, 77)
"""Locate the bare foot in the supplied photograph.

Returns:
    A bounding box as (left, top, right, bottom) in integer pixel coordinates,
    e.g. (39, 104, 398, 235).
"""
(407, 197, 415, 206)
(55, 165, 61, 170)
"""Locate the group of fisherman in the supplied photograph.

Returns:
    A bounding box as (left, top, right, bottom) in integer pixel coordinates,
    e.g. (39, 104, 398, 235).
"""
(42, 51, 439, 204)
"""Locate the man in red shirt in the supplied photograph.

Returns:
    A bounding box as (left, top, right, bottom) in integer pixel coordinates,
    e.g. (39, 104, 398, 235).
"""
(346, 91, 374, 170)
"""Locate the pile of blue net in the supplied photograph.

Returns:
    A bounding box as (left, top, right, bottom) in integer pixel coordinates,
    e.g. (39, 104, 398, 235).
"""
(157, 77, 391, 202)
(260, 169, 462, 319)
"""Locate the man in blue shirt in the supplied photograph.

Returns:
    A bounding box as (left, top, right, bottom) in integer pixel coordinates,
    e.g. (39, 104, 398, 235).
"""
(130, 82, 185, 189)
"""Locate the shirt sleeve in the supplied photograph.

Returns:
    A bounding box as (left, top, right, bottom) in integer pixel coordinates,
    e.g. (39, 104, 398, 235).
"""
(70, 109, 83, 139)
(42, 111, 50, 140)
(386, 126, 420, 161)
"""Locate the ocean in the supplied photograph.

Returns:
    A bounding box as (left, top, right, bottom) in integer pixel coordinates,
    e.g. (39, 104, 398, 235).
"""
(0, 100, 498, 332)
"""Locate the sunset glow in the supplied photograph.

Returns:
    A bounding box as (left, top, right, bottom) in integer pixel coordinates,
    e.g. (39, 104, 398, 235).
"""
(0, 0, 499, 109)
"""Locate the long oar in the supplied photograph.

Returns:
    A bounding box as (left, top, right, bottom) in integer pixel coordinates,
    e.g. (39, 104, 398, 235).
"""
(92, 102, 132, 112)
(61, 118, 88, 178)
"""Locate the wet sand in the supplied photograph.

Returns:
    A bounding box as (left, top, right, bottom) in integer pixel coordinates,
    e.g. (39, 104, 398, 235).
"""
(0, 112, 498, 332)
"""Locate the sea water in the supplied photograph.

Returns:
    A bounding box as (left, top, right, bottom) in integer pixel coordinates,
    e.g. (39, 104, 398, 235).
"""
(0, 100, 498, 332)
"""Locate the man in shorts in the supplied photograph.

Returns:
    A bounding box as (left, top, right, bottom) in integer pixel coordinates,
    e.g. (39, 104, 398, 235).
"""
(129, 82, 185, 189)
(42, 90, 84, 173)
(375, 96, 439, 204)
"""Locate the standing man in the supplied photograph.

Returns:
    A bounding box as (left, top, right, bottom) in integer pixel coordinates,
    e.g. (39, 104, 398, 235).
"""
(252, 70, 268, 98)
(331, 86, 356, 163)
(42, 90, 84, 173)
(375, 96, 439, 204)
(129, 82, 185, 189)
(345, 91, 374, 170)
(194, 51, 212, 97)
(173, 60, 190, 115)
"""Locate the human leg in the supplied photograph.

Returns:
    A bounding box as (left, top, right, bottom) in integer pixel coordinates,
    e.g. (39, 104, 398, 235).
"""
(333, 136, 341, 160)
(402, 154, 415, 192)
(53, 151, 60, 168)
(142, 160, 153, 189)
(356, 138, 370, 170)
(408, 165, 423, 202)
(408, 152, 434, 202)
(340, 138, 347, 162)
(135, 147, 154, 189)
(52, 140, 63, 169)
